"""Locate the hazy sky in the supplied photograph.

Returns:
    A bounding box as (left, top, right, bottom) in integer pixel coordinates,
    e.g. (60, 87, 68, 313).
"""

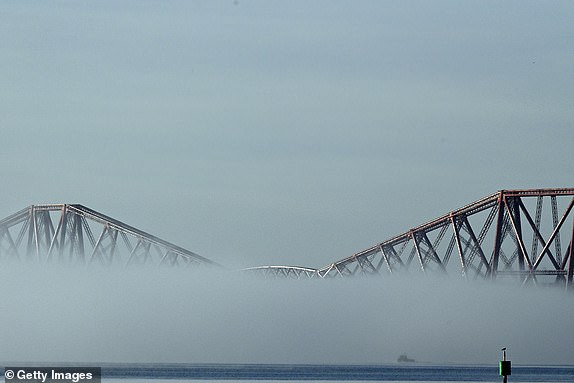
(1, 2, 574, 367)
(1, 1, 573, 270)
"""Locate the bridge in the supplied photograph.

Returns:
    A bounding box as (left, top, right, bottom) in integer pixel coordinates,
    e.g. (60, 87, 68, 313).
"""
(244, 188, 574, 288)
(1, 188, 573, 288)
(0, 204, 218, 267)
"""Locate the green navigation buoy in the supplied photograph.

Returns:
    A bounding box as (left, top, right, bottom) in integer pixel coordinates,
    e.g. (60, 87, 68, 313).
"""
(500, 347, 511, 383)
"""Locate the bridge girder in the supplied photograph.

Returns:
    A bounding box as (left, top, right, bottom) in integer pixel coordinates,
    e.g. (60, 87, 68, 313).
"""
(256, 188, 574, 289)
(241, 266, 319, 279)
(0, 204, 218, 268)
(2, 189, 573, 288)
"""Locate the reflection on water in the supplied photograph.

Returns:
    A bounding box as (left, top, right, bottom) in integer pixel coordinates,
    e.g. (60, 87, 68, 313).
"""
(99, 363, 574, 383)
(104, 381, 428, 383)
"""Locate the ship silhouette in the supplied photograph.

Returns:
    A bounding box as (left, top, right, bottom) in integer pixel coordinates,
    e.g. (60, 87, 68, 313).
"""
(397, 354, 415, 363)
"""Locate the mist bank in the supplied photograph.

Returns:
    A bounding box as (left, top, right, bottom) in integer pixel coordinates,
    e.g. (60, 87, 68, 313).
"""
(0, 265, 571, 365)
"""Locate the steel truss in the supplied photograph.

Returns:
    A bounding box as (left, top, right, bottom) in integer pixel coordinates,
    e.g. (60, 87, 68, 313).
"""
(0, 204, 218, 268)
(250, 189, 574, 288)
(241, 266, 319, 279)
(315, 188, 574, 288)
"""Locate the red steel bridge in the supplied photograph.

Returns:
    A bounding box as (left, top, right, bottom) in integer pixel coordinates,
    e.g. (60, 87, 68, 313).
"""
(1, 188, 573, 288)
(243, 188, 574, 288)
(0, 204, 218, 268)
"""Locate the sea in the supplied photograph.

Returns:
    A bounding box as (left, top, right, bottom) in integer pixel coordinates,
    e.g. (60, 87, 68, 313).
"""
(98, 363, 573, 383)
(4, 363, 574, 383)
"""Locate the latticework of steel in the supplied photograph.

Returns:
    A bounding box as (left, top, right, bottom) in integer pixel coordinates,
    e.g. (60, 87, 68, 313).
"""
(0, 204, 218, 268)
(252, 188, 574, 288)
(2, 188, 574, 288)
(241, 266, 319, 279)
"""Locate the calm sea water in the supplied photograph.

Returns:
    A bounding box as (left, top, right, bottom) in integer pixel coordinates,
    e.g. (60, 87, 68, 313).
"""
(100, 363, 574, 382)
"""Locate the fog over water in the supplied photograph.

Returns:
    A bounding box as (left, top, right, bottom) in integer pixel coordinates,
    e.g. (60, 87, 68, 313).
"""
(0, 265, 571, 366)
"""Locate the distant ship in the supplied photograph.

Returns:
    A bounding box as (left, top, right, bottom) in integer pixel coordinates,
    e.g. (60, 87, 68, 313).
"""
(397, 354, 415, 363)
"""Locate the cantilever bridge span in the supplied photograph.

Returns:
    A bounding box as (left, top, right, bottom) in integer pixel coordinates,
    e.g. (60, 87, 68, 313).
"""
(248, 188, 574, 288)
(1, 188, 574, 288)
(0, 204, 218, 267)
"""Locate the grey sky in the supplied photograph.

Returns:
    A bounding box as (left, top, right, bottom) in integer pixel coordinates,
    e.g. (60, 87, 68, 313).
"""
(1, 1, 573, 270)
